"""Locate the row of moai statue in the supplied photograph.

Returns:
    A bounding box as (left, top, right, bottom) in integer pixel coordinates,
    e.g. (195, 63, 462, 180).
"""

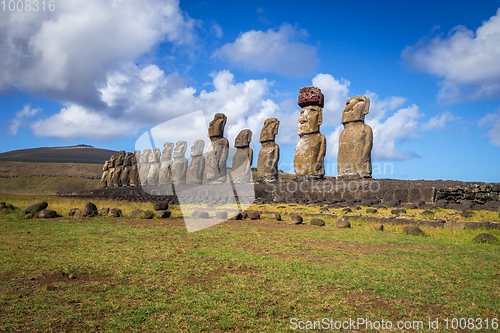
(100, 86, 373, 188)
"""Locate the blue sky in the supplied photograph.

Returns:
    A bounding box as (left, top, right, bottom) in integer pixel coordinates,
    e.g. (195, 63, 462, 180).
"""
(1, 0, 500, 182)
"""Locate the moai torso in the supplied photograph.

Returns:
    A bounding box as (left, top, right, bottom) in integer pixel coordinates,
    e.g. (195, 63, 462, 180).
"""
(129, 151, 140, 186)
(337, 96, 373, 179)
(147, 148, 161, 185)
(139, 149, 151, 185)
(171, 141, 188, 185)
(186, 140, 205, 185)
(100, 160, 109, 188)
(159, 142, 174, 185)
(112, 150, 125, 187)
(205, 113, 229, 183)
(293, 87, 326, 179)
(257, 118, 280, 181)
(120, 153, 133, 186)
(231, 129, 253, 183)
(107, 156, 116, 187)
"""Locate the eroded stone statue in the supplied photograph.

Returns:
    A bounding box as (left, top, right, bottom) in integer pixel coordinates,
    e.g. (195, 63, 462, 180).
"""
(294, 87, 326, 179)
(186, 140, 205, 185)
(107, 155, 116, 187)
(231, 129, 253, 183)
(257, 118, 280, 181)
(171, 141, 188, 185)
(204, 113, 229, 183)
(129, 150, 140, 186)
(147, 148, 161, 185)
(139, 149, 151, 185)
(112, 150, 125, 187)
(159, 142, 174, 186)
(120, 152, 133, 186)
(337, 96, 373, 179)
(100, 160, 109, 188)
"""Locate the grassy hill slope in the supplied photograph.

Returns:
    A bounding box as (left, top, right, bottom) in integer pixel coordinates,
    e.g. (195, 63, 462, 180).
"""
(0, 146, 119, 164)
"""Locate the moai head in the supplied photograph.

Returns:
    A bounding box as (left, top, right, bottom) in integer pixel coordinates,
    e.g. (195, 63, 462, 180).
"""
(260, 118, 280, 143)
(134, 150, 141, 161)
(235, 129, 252, 148)
(123, 152, 133, 166)
(341, 96, 370, 124)
(150, 148, 160, 162)
(109, 155, 116, 167)
(116, 150, 125, 165)
(297, 106, 323, 135)
(208, 113, 227, 139)
(142, 149, 151, 163)
(173, 141, 187, 158)
(190, 140, 205, 157)
(162, 142, 174, 160)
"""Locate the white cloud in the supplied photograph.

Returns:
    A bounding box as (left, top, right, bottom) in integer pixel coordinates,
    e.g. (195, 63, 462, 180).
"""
(212, 23, 318, 76)
(311, 74, 351, 127)
(422, 111, 458, 130)
(7, 104, 42, 135)
(210, 23, 223, 38)
(479, 110, 500, 147)
(403, 8, 500, 101)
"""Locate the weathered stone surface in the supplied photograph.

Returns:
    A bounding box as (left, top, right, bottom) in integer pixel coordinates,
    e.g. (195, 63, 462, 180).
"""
(405, 203, 418, 209)
(366, 208, 378, 213)
(23, 201, 48, 213)
(232, 130, 253, 183)
(337, 96, 372, 179)
(153, 202, 169, 211)
(385, 199, 401, 207)
(435, 200, 448, 208)
(414, 200, 425, 207)
(109, 208, 122, 217)
(37, 209, 57, 218)
(112, 150, 125, 187)
(82, 202, 98, 217)
(69, 208, 81, 217)
(257, 118, 280, 181)
(473, 233, 498, 242)
(310, 218, 325, 226)
(231, 212, 243, 220)
(129, 151, 140, 186)
(159, 143, 174, 186)
(205, 113, 229, 183)
(461, 210, 474, 218)
(144, 211, 154, 219)
(100, 160, 109, 188)
(98, 207, 109, 215)
(291, 214, 303, 224)
(374, 223, 384, 231)
(391, 209, 406, 215)
(192, 211, 209, 218)
(186, 140, 205, 185)
(216, 211, 228, 220)
(120, 152, 133, 186)
(298, 86, 324, 108)
(130, 209, 145, 217)
(294, 105, 326, 179)
(25, 213, 34, 219)
(270, 212, 281, 221)
(106, 155, 116, 186)
(404, 225, 423, 235)
(421, 210, 435, 216)
(139, 149, 151, 185)
(171, 141, 188, 185)
(342, 208, 352, 213)
(147, 148, 161, 186)
(336, 217, 351, 228)
(154, 210, 171, 218)
(247, 211, 260, 220)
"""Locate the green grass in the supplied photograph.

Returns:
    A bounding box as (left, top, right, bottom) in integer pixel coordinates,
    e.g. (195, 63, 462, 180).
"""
(1, 195, 499, 332)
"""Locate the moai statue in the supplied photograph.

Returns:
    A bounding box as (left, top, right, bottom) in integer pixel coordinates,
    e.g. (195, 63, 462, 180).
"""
(294, 86, 326, 179)
(107, 155, 116, 187)
(257, 118, 280, 181)
(231, 129, 253, 183)
(147, 148, 161, 185)
(204, 113, 229, 183)
(129, 150, 140, 186)
(186, 140, 205, 185)
(158, 142, 174, 186)
(111, 150, 125, 187)
(171, 141, 188, 185)
(139, 149, 151, 185)
(120, 152, 133, 186)
(100, 160, 110, 188)
(337, 96, 373, 179)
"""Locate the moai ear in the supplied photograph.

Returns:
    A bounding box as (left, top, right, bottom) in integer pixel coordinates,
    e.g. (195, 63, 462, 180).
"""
(317, 108, 323, 126)
(272, 119, 280, 135)
(362, 96, 370, 115)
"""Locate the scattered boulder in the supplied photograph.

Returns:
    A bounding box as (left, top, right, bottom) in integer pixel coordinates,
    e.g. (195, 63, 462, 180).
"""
(290, 214, 303, 224)
(391, 209, 406, 215)
(192, 211, 209, 218)
(473, 233, 498, 243)
(0, 208, 7, 214)
(241, 211, 248, 219)
(404, 225, 423, 235)
(82, 202, 98, 217)
(129, 209, 145, 217)
(37, 209, 57, 218)
(366, 208, 378, 214)
(153, 201, 169, 211)
(336, 217, 351, 228)
(247, 211, 260, 220)
(460, 200, 474, 210)
(435, 200, 448, 208)
(373, 223, 384, 231)
(320, 207, 329, 212)
(461, 211, 474, 218)
(109, 208, 122, 217)
(342, 208, 352, 213)
(310, 218, 325, 226)
(215, 211, 228, 220)
(421, 210, 435, 216)
(98, 207, 110, 215)
(271, 212, 281, 221)
(144, 211, 154, 219)
(25, 213, 34, 219)
(385, 199, 401, 208)
(23, 201, 48, 213)
(68, 208, 81, 217)
(414, 200, 425, 207)
(0, 202, 5, 209)
(404, 203, 418, 210)
(154, 210, 171, 218)
(231, 213, 243, 220)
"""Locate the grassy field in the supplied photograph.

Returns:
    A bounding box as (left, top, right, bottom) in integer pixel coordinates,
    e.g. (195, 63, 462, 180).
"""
(0, 194, 499, 332)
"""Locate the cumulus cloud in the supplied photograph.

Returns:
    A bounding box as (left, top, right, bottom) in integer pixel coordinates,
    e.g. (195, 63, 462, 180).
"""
(403, 8, 500, 101)
(479, 110, 500, 147)
(212, 24, 318, 76)
(422, 111, 459, 130)
(7, 104, 42, 135)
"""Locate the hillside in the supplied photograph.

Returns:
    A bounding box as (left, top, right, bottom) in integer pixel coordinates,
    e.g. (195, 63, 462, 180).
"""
(0, 146, 119, 164)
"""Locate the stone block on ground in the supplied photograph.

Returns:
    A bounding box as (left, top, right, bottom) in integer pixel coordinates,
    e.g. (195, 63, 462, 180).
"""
(109, 208, 122, 217)
(336, 217, 351, 228)
(310, 218, 325, 226)
(216, 211, 228, 220)
(99, 207, 110, 215)
(155, 210, 171, 218)
(473, 233, 498, 243)
(374, 223, 384, 231)
(37, 209, 57, 218)
(247, 211, 260, 220)
(153, 201, 169, 211)
(291, 214, 303, 224)
(404, 225, 423, 235)
(82, 202, 98, 217)
(23, 201, 48, 213)
(129, 209, 145, 217)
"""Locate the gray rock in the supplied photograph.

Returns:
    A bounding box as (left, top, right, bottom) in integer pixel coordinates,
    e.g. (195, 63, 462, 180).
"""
(144, 211, 154, 219)
(373, 223, 384, 231)
(216, 211, 228, 220)
(98, 207, 110, 215)
(391, 209, 406, 215)
(404, 225, 423, 235)
(404, 204, 418, 209)
(291, 214, 303, 224)
(82, 202, 98, 217)
(153, 201, 169, 211)
(460, 200, 474, 210)
(154, 210, 171, 218)
(129, 209, 145, 217)
(25, 213, 34, 219)
(366, 208, 378, 214)
(109, 208, 122, 217)
(473, 233, 498, 243)
(421, 210, 434, 216)
(310, 218, 325, 226)
(414, 200, 425, 207)
(192, 211, 209, 219)
(336, 217, 351, 228)
(342, 208, 352, 213)
(461, 211, 474, 218)
(385, 199, 401, 207)
(231, 213, 243, 220)
(23, 201, 48, 213)
(271, 212, 281, 221)
(247, 211, 260, 220)
(435, 200, 448, 208)
(69, 208, 81, 216)
(37, 209, 57, 218)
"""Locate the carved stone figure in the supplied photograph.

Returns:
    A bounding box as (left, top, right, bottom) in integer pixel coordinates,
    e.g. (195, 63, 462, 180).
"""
(159, 142, 174, 186)
(231, 129, 253, 183)
(100, 160, 109, 188)
(111, 150, 125, 187)
(120, 152, 133, 186)
(186, 140, 205, 185)
(171, 141, 188, 185)
(257, 118, 280, 181)
(129, 150, 140, 186)
(139, 149, 151, 185)
(337, 96, 373, 179)
(107, 155, 116, 186)
(294, 87, 326, 179)
(147, 148, 161, 185)
(204, 113, 229, 183)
